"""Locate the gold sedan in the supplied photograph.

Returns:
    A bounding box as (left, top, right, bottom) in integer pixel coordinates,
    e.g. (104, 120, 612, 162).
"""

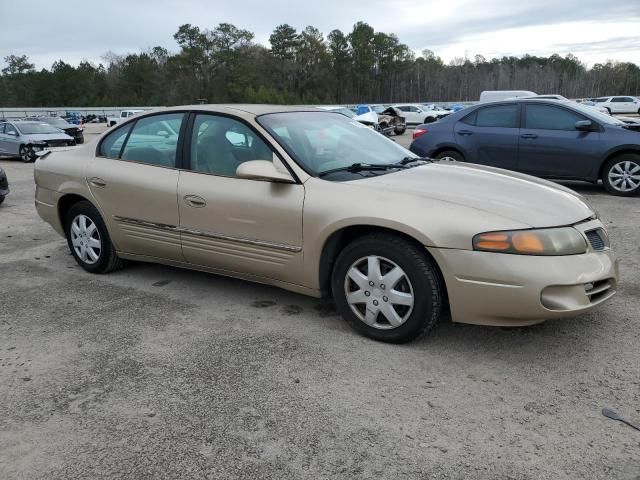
(34, 105, 618, 343)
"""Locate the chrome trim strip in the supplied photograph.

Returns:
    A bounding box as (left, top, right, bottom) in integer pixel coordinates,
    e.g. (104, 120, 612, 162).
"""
(113, 216, 302, 253)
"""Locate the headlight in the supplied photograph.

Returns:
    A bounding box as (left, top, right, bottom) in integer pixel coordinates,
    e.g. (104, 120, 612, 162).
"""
(473, 227, 587, 256)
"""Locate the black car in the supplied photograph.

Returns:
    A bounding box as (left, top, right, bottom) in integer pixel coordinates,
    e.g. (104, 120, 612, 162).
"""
(410, 99, 640, 196)
(28, 116, 84, 144)
(0, 167, 9, 205)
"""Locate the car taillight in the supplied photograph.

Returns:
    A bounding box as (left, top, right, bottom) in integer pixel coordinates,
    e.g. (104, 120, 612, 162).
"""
(413, 128, 428, 140)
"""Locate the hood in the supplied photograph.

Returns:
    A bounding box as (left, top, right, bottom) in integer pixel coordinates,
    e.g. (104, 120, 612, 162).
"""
(354, 162, 593, 228)
(27, 133, 73, 142)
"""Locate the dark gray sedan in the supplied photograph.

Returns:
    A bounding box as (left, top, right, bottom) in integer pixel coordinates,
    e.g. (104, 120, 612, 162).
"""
(410, 99, 640, 196)
(0, 120, 75, 162)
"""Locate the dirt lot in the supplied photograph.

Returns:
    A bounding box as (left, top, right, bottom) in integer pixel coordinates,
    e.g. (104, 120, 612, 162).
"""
(1, 127, 639, 479)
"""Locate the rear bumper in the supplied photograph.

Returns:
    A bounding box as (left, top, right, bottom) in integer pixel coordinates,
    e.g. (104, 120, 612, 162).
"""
(35, 186, 64, 236)
(427, 233, 618, 326)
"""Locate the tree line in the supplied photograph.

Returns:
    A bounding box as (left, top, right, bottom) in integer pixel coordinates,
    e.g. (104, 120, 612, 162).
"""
(1, 21, 639, 107)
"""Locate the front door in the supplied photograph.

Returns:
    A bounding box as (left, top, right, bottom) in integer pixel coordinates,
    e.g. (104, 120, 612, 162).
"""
(517, 103, 602, 179)
(87, 112, 186, 261)
(178, 113, 304, 284)
(454, 103, 520, 170)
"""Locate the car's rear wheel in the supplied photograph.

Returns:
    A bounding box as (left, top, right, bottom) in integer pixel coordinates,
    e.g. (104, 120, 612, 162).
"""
(19, 145, 33, 163)
(435, 150, 464, 162)
(602, 155, 640, 196)
(65, 201, 123, 273)
(331, 233, 444, 343)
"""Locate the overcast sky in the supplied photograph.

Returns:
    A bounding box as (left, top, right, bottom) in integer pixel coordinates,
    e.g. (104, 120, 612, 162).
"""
(1, 0, 639, 70)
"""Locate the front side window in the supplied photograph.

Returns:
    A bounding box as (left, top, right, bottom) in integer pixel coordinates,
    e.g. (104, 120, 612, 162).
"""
(120, 113, 184, 167)
(475, 104, 519, 128)
(99, 123, 132, 158)
(525, 104, 586, 130)
(4, 123, 17, 135)
(190, 114, 273, 177)
(258, 112, 413, 176)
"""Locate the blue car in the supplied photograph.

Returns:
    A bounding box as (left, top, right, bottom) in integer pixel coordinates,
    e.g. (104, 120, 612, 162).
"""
(410, 99, 640, 196)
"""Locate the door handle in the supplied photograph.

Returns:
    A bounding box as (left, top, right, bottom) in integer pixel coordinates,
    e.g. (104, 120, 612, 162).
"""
(457, 130, 473, 136)
(184, 195, 206, 208)
(89, 177, 106, 188)
(520, 133, 538, 139)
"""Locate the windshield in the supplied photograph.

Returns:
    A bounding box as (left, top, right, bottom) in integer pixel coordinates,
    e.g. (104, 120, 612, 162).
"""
(571, 103, 625, 125)
(258, 112, 414, 176)
(16, 123, 63, 135)
(37, 117, 70, 128)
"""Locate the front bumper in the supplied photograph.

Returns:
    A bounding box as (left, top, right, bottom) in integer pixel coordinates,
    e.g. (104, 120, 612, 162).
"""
(428, 221, 618, 326)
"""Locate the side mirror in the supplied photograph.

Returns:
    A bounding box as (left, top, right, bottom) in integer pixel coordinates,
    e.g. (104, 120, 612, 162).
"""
(575, 120, 594, 131)
(7, 131, 17, 136)
(236, 160, 295, 183)
(157, 130, 170, 137)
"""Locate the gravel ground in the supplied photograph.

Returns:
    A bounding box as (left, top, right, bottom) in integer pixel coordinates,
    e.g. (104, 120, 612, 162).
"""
(1, 127, 639, 480)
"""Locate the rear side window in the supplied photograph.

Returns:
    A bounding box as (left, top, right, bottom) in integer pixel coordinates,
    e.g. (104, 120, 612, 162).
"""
(475, 105, 519, 128)
(525, 104, 586, 130)
(99, 124, 132, 158)
(120, 113, 185, 168)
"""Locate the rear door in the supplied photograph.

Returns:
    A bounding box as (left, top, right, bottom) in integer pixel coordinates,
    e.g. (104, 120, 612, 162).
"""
(517, 103, 601, 178)
(177, 113, 304, 284)
(87, 112, 186, 261)
(453, 103, 520, 169)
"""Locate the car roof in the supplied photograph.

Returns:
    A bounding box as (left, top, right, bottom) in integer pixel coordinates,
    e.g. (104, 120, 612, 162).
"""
(160, 104, 322, 116)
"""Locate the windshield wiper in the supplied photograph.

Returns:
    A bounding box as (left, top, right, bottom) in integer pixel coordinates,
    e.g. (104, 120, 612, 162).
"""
(399, 156, 433, 165)
(318, 163, 408, 177)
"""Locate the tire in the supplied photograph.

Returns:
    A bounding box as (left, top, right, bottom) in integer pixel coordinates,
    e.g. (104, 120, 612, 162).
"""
(394, 125, 406, 135)
(605, 107, 611, 115)
(19, 145, 34, 163)
(601, 154, 640, 196)
(76, 137, 84, 145)
(65, 200, 123, 273)
(331, 233, 444, 343)
(434, 150, 464, 162)
(109, 121, 116, 127)
(0, 195, 4, 205)
(423, 116, 436, 124)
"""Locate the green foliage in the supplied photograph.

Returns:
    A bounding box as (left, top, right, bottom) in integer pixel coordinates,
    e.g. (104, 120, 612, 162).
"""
(1, 23, 639, 108)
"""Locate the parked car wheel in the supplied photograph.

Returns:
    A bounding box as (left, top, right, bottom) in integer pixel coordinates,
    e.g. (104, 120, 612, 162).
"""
(19, 145, 33, 163)
(76, 138, 84, 145)
(0, 195, 4, 205)
(605, 107, 611, 115)
(602, 154, 640, 196)
(435, 150, 464, 162)
(331, 233, 444, 343)
(394, 125, 406, 135)
(65, 201, 123, 273)
(423, 116, 437, 124)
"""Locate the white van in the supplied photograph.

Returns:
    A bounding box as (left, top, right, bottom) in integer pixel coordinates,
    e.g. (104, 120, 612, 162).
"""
(479, 90, 536, 103)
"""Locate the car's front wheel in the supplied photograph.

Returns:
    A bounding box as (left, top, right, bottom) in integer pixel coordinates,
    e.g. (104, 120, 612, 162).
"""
(602, 155, 640, 196)
(331, 234, 444, 343)
(19, 145, 33, 163)
(394, 125, 406, 135)
(65, 201, 123, 273)
(423, 116, 436, 124)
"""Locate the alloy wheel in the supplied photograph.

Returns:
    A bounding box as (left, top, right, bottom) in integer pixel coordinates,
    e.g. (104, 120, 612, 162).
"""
(608, 160, 640, 192)
(344, 255, 414, 330)
(70, 214, 102, 264)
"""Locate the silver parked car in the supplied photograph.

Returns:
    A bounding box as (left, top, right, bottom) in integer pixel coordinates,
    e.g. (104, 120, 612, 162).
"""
(0, 120, 75, 162)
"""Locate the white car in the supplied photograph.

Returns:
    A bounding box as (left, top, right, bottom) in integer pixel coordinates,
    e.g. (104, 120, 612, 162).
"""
(591, 96, 640, 114)
(107, 109, 145, 127)
(523, 95, 610, 115)
(393, 104, 449, 125)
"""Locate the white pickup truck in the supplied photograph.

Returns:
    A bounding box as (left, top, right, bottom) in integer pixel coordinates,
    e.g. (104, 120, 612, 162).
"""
(106, 109, 145, 127)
